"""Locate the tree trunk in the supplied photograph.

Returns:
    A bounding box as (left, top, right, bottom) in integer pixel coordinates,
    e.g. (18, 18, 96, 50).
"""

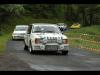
(82, 9, 89, 26)
(82, 9, 85, 26)
(89, 13, 93, 25)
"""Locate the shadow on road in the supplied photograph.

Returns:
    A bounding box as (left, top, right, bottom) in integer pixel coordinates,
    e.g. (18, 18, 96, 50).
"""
(25, 50, 67, 56)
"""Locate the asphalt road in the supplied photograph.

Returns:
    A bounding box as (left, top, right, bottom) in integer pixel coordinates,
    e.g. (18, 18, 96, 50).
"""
(6, 40, 100, 71)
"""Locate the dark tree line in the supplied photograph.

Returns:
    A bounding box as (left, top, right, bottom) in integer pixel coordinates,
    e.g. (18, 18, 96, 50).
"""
(0, 4, 100, 26)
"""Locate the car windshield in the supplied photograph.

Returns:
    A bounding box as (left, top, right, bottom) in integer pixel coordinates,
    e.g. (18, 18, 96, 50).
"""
(32, 25, 61, 33)
(15, 27, 28, 31)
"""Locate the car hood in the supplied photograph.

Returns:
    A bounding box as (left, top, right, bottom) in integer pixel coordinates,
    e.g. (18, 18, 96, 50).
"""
(31, 33, 67, 39)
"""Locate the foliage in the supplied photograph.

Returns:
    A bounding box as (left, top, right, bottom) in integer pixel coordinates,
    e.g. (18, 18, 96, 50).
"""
(0, 4, 100, 31)
(0, 33, 11, 53)
(65, 25, 100, 54)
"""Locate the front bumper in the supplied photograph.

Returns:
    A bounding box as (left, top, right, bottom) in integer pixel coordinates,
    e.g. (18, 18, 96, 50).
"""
(31, 43, 69, 51)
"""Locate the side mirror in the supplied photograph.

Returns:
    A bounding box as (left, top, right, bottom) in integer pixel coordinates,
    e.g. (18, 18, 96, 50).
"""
(27, 32, 30, 34)
(27, 31, 31, 34)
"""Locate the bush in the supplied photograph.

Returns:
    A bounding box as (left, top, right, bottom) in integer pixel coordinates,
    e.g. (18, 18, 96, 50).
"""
(0, 32, 3, 36)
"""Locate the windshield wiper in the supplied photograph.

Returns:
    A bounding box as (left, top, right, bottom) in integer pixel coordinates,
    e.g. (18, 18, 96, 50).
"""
(46, 31, 54, 33)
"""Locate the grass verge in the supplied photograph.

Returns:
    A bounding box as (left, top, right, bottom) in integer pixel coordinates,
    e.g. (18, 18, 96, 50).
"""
(0, 33, 11, 54)
(65, 25, 100, 54)
(67, 25, 100, 35)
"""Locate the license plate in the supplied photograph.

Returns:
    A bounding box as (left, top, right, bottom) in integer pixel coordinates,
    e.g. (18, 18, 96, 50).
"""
(45, 45, 58, 50)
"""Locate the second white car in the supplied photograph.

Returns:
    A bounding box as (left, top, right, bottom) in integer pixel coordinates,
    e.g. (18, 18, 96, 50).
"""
(12, 25, 28, 40)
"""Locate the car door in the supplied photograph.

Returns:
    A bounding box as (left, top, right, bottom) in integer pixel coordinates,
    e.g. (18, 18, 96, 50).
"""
(24, 25, 32, 46)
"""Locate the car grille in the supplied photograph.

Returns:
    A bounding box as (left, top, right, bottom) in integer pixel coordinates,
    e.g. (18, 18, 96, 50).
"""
(47, 37, 57, 43)
(47, 39, 57, 43)
(45, 45, 58, 50)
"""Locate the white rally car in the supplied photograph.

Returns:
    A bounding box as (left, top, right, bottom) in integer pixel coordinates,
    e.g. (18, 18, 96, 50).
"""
(24, 23, 69, 55)
(12, 25, 28, 40)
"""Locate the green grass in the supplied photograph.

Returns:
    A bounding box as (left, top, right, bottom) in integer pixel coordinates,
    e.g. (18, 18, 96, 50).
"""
(65, 32, 100, 42)
(64, 25, 100, 54)
(69, 39, 100, 50)
(67, 25, 100, 35)
(0, 33, 11, 53)
(71, 39, 100, 54)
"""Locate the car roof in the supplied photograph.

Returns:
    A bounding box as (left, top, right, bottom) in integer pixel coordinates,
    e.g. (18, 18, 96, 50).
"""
(16, 25, 28, 27)
(31, 23, 58, 27)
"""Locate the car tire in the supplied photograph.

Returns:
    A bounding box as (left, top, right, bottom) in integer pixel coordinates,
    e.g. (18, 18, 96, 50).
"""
(62, 51, 68, 55)
(24, 41, 28, 50)
(29, 41, 33, 54)
(24, 45, 28, 51)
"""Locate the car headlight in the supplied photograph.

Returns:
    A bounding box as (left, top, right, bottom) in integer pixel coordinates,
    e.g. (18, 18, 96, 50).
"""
(34, 38, 46, 44)
(63, 39, 68, 44)
(34, 38, 41, 44)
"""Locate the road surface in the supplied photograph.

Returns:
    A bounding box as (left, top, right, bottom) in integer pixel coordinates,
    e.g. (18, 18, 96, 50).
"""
(6, 40, 100, 71)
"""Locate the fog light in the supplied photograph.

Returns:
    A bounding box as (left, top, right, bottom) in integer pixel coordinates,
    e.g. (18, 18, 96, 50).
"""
(42, 38, 47, 44)
(40, 45, 45, 50)
(58, 40, 62, 44)
(60, 45, 64, 50)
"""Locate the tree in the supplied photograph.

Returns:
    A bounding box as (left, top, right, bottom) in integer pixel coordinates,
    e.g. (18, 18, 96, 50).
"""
(0, 4, 25, 22)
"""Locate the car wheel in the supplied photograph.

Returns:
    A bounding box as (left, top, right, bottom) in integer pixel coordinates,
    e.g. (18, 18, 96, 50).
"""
(24, 44, 28, 51)
(24, 41, 28, 50)
(29, 41, 33, 54)
(62, 51, 68, 55)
